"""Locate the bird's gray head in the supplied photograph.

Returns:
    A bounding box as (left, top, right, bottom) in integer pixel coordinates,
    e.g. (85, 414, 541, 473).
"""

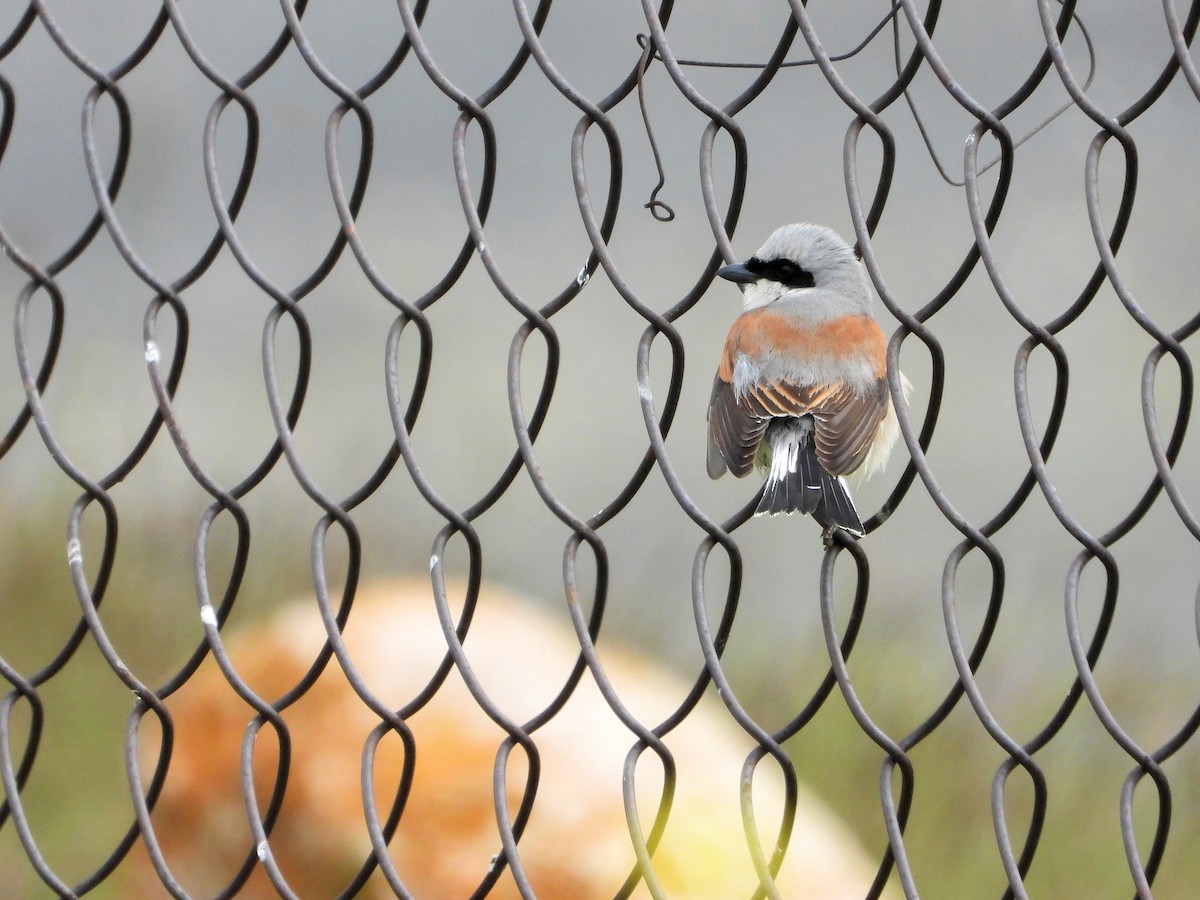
(718, 223, 872, 315)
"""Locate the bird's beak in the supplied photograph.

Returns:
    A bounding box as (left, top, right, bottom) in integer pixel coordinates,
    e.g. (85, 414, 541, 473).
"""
(716, 262, 759, 285)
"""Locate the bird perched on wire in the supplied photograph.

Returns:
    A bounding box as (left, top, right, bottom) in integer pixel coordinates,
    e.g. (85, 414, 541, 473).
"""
(706, 223, 909, 540)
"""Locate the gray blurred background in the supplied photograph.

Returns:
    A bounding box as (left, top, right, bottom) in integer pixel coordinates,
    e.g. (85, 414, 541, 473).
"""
(1, 1, 1199, 896)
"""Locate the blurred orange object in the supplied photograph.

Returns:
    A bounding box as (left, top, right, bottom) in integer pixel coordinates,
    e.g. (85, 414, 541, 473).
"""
(129, 579, 885, 898)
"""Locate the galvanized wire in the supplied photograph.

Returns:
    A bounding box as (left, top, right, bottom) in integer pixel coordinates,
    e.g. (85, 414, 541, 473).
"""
(1, 1, 1198, 898)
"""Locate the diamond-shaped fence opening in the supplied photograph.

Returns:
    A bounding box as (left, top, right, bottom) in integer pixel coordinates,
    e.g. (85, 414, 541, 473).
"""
(1, 2, 1198, 898)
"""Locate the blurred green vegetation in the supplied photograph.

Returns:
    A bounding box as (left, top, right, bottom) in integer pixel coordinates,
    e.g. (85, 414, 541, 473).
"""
(1, 495, 1198, 899)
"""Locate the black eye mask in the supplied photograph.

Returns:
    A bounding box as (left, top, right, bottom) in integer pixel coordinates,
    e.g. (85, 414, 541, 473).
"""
(745, 256, 816, 289)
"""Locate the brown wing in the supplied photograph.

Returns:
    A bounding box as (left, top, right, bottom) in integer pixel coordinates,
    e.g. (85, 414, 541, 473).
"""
(706, 375, 765, 478)
(708, 376, 889, 478)
(806, 378, 889, 476)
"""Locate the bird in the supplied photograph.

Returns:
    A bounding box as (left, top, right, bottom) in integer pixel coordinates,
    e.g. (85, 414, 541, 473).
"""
(706, 223, 909, 539)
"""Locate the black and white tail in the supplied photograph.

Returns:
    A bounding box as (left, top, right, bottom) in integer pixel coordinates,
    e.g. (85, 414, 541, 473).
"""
(756, 418, 865, 537)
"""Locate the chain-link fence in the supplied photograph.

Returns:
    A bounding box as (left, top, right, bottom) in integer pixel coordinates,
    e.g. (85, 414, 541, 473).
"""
(2, 1, 1199, 897)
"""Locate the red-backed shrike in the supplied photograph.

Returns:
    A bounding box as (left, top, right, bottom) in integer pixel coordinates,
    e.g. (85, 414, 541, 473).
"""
(707, 223, 908, 538)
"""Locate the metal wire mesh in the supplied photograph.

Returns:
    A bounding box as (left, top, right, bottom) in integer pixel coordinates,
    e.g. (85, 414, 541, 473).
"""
(1, 1, 1199, 897)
